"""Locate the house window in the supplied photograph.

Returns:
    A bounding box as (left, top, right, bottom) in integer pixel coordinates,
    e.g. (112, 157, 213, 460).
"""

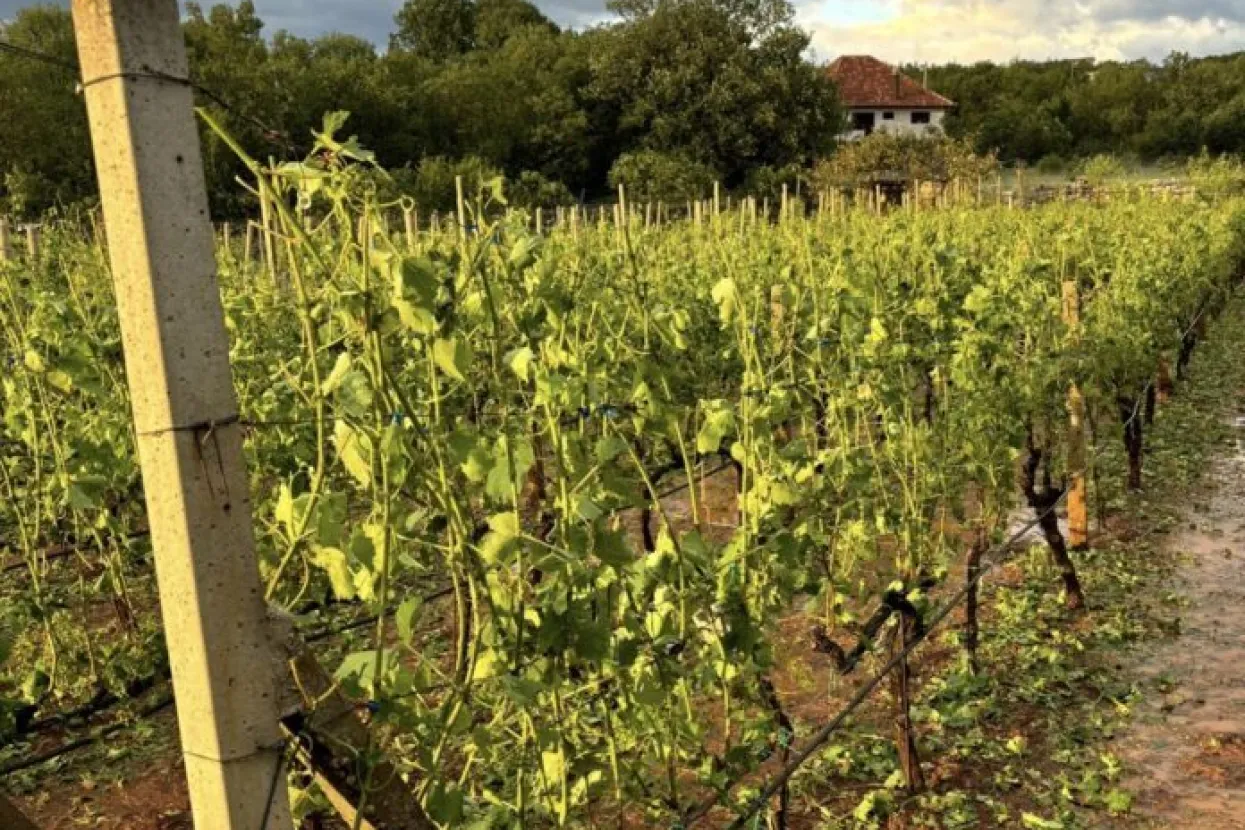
(911, 111, 931, 125)
(851, 112, 876, 135)
(882, 112, 895, 120)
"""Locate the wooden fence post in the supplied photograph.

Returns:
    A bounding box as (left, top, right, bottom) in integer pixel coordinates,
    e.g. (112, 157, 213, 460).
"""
(1063, 279, 1089, 550)
(72, 1, 294, 826)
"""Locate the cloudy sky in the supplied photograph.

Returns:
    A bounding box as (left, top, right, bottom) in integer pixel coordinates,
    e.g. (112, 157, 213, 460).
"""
(4, 0, 1245, 63)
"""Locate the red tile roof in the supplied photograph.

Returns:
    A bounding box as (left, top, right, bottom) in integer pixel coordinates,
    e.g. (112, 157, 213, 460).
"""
(827, 56, 955, 110)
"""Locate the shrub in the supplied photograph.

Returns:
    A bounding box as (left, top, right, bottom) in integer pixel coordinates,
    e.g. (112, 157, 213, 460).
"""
(507, 171, 574, 210)
(743, 164, 807, 200)
(1036, 154, 1068, 176)
(607, 150, 718, 204)
(812, 134, 997, 190)
(1077, 154, 1126, 185)
(392, 155, 504, 212)
(1186, 150, 1245, 198)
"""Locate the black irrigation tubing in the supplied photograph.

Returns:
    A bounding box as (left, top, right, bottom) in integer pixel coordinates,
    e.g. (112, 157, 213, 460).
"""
(1, 530, 152, 574)
(0, 692, 175, 780)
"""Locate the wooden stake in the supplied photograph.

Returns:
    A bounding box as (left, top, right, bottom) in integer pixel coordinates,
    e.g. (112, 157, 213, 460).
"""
(455, 174, 467, 242)
(73, 0, 292, 826)
(0, 218, 10, 263)
(25, 224, 40, 262)
(243, 221, 255, 267)
(1156, 357, 1174, 404)
(1063, 279, 1089, 550)
(259, 182, 277, 286)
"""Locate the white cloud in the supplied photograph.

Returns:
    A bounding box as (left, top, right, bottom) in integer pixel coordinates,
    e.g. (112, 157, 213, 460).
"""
(802, 0, 1245, 64)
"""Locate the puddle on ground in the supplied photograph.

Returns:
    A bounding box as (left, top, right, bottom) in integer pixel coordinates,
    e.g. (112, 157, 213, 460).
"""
(1109, 442, 1245, 829)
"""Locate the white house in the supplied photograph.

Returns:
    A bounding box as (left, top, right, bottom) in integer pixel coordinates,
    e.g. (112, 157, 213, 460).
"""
(827, 56, 954, 141)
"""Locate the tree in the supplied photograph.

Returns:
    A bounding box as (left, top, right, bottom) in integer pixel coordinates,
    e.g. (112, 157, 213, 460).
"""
(423, 27, 594, 187)
(0, 7, 92, 217)
(184, 1, 280, 215)
(475, 0, 557, 50)
(607, 0, 793, 39)
(392, 0, 478, 60)
(589, 0, 838, 185)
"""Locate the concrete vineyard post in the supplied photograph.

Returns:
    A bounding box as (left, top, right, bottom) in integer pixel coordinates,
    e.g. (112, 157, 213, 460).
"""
(781, 183, 789, 222)
(536, 206, 543, 235)
(1063, 280, 1089, 550)
(0, 218, 10, 263)
(713, 180, 721, 220)
(71, 1, 294, 827)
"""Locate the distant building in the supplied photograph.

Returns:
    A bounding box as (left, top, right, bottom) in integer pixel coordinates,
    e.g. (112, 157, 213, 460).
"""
(827, 55, 954, 141)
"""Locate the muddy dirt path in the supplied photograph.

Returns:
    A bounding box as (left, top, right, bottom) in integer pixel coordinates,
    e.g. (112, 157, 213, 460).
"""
(1111, 440, 1245, 828)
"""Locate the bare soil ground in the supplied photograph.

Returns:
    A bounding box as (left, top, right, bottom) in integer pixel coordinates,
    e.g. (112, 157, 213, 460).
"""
(1109, 443, 1245, 829)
